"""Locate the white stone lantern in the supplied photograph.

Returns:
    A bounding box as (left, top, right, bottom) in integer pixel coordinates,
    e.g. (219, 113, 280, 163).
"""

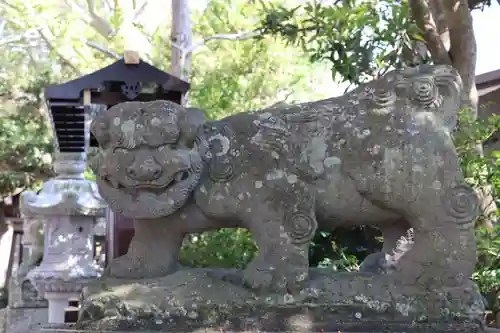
(20, 152, 107, 324)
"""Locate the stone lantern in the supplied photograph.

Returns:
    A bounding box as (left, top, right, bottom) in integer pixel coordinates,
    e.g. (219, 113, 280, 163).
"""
(20, 151, 107, 324)
(43, 50, 190, 265)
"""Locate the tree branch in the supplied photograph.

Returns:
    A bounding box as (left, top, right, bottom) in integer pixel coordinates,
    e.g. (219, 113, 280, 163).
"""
(61, 0, 114, 38)
(86, 40, 120, 59)
(11, 1, 82, 75)
(112, 0, 148, 38)
(0, 27, 38, 47)
(428, 0, 450, 50)
(36, 28, 82, 75)
(0, 34, 23, 46)
(84, 0, 114, 38)
(441, 0, 477, 109)
(83, 29, 262, 72)
(183, 30, 262, 55)
(170, 29, 261, 78)
(408, 0, 451, 65)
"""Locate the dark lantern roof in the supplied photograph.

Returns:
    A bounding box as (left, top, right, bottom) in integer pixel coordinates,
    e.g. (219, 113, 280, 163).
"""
(45, 58, 189, 100)
(44, 58, 190, 153)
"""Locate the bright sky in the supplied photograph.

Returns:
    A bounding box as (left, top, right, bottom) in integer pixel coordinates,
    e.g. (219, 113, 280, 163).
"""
(472, 1, 500, 75)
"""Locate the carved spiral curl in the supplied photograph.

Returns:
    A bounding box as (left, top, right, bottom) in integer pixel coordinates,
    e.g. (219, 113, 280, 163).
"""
(190, 152, 205, 175)
(287, 212, 318, 245)
(373, 89, 396, 108)
(194, 122, 237, 183)
(411, 78, 442, 108)
(194, 135, 211, 162)
(441, 184, 479, 226)
(209, 157, 235, 182)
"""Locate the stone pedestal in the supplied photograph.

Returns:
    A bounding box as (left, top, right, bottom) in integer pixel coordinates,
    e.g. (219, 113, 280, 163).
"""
(74, 268, 487, 332)
(45, 292, 79, 324)
(20, 152, 107, 324)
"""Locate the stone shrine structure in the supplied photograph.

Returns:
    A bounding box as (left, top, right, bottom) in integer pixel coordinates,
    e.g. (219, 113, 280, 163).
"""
(72, 64, 489, 332)
(19, 152, 107, 324)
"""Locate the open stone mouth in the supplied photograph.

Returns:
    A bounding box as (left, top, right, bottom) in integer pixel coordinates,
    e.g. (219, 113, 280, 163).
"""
(103, 170, 191, 192)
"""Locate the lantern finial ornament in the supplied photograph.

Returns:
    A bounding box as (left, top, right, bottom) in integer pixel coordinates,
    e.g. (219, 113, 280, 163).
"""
(123, 50, 140, 65)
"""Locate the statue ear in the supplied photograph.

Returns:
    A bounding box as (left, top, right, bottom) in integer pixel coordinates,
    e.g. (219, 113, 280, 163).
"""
(90, 112, 110, 148)
(178, 107, 206, 144)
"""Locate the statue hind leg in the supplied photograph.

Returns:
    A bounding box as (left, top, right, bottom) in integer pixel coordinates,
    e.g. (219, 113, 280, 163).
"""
(347, 140, 478, 286)
(359, 221, 411, 274)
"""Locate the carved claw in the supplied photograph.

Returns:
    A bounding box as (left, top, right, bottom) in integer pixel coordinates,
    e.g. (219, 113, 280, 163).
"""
(242, 253, 308, 294)
(242, 262, 274, 291)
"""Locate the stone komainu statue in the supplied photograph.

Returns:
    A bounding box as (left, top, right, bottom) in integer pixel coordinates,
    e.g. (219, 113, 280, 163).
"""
(90, 64, 479, 292)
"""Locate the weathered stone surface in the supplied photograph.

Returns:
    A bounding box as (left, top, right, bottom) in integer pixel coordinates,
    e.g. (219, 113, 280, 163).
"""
(7, 233, 47, 309)
(0, 308, 5, 333)
(46, 322, 487, 332)
(89, 64, 486, 330)
(21, 162, 105, 292)
(73, 268, 485, 331)
(36, 323, 500, 333)
(39, 324, 489, 333)
(4, 307, 47, 333)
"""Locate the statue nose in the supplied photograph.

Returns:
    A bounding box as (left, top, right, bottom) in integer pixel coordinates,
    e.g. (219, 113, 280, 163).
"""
(126, 160, 162, 180)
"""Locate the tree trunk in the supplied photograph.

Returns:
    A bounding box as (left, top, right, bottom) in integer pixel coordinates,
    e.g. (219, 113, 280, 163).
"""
(409, 0, 497, 229)
(170, 0, 193, 105)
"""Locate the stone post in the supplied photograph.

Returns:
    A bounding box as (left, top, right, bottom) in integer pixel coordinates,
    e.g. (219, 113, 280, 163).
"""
(6, 215, 46, 310)
(20, 152, 107, 324)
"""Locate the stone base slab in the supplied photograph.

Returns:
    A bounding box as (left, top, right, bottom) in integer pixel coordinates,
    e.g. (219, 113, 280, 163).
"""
(74, 268, 486, 332)
(40, 322, 486, 333)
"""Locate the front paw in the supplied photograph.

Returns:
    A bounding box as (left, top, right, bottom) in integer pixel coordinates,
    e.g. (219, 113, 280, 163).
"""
(242, 255, 308, 294)
(105, 255, 138, 278)
(242, 257, 274, 291)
